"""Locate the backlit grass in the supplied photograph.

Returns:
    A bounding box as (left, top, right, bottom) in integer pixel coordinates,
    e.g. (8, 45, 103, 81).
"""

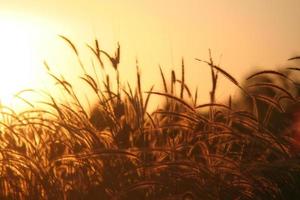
(0, 37, 299, 199)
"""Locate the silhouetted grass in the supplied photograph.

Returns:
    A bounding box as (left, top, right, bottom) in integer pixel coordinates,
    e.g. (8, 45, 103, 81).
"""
(0, 37, 299, 199)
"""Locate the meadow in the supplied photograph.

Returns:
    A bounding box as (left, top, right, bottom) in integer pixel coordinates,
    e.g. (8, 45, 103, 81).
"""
(0, 37, 299, 199)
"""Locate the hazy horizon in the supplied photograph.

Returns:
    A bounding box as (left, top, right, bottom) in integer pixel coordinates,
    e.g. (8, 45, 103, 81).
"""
(0, 0, 300, 109)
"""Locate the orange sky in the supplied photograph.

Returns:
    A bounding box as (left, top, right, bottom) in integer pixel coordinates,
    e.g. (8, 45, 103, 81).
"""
(0, 0, 300, 110)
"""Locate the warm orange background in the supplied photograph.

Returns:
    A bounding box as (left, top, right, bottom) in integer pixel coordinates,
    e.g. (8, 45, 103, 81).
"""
(0, 0, 300, 110)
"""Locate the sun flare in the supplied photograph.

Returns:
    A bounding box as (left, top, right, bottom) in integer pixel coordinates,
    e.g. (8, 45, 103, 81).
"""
(0, 19, 39, 108)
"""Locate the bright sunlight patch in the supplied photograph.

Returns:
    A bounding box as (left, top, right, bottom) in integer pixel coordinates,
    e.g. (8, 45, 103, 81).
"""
(0, 19, 39, 108)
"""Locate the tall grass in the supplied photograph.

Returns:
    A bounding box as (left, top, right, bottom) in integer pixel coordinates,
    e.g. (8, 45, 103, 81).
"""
(0, 37, 299, 199)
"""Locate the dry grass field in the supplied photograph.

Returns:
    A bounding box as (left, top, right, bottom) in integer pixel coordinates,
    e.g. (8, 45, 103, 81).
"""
(0, 38, 299, 199)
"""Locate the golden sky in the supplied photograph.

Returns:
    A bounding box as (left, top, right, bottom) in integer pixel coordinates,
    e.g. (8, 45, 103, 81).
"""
(0, 0, 300, 110)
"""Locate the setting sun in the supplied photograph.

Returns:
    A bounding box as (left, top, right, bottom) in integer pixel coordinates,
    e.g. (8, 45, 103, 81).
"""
(0, 19, 39, 108)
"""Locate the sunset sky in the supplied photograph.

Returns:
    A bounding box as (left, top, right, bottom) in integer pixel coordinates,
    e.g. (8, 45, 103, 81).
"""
(0, 0, 300, 110)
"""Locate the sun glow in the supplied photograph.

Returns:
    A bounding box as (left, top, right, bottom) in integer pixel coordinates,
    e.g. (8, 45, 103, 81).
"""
(0, 19, 40, 109)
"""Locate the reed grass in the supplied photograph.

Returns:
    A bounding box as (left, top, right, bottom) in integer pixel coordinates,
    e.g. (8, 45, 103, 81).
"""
(0, 37, 299, 199)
